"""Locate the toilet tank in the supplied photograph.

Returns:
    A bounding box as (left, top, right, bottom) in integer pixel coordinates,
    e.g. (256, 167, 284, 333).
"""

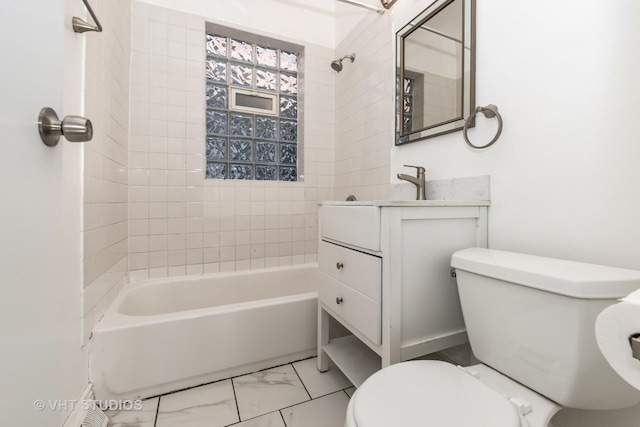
(451, 248, 640, 410)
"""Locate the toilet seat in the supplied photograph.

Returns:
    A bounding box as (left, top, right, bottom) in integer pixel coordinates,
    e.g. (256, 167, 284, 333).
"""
(347, 361, 525, 427)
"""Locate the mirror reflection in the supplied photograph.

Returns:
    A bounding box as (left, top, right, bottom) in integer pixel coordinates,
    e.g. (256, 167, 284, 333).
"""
(397, 0, 475, 145)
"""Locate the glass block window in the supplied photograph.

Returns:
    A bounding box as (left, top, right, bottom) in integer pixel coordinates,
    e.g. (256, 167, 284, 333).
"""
(205, 29, 301, 181)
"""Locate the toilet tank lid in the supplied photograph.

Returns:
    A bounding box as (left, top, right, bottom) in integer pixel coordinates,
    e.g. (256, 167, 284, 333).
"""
(451, 248, 640, 299)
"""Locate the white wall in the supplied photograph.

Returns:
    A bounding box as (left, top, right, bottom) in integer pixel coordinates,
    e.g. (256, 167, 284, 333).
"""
(0, 0, 88, 424)
(335, 1, 369, 45)
(139, 0, 336, 48)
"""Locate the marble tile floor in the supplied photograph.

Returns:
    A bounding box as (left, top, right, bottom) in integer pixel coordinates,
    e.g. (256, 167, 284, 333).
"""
(106, 357, 356, 427)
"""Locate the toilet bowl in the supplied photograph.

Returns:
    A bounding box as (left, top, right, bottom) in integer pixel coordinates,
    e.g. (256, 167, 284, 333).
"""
(345, 361, 561, 427)
(345, 248, 640, 427)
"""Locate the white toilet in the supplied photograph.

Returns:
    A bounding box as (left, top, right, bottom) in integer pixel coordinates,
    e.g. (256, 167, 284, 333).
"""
(345, 248, 640, 427)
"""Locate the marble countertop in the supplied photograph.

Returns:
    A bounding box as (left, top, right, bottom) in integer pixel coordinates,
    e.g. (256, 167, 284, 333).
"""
(319, 200, 490, 207)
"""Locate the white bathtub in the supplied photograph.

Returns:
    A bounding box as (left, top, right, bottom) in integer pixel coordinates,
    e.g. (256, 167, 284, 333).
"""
(91, 265, 319, 400)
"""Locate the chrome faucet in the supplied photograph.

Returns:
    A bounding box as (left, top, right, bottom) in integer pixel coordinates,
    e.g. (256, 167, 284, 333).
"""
(397, 165, 426, 200)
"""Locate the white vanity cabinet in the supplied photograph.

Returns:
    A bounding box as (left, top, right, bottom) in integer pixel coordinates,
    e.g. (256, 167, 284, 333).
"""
(317, 201, 489, 387)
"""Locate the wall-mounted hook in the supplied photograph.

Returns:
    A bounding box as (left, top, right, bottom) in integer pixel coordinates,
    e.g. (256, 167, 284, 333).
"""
(73, 0, 103, 33)
(38, 107, 93, 147)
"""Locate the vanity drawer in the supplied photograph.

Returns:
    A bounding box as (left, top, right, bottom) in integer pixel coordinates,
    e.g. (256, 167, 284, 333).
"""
(319, 272, 381, 345)
(319, 241, 381, 302)
(321, 205, 380, 251)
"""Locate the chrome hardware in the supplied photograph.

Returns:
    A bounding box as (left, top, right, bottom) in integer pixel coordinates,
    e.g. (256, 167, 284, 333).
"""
(463, 104, 503, 149)
(336, 0, 396, 14)
(336, 297, 344, 305)
(73, 0, 103, 33)
(337, 0, 383, 14)
(397, 164, 426, 200)
(336, 262, 344, 270)
(346, 195, 357, 201)
(450, 268, 457, 278)
(380, 0, 398, 9)
(331, 54, 356, 72)
(38, 107, 93, 147)
(631, 333, 640, 361)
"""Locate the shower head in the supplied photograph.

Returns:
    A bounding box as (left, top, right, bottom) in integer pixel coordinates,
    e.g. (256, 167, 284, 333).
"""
(331, 53, 356, 72)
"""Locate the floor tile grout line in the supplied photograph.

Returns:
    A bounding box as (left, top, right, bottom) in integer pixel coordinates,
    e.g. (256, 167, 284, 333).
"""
(230, 377, 242, 423)
(224, 410, 282, 426)
(310, 385, 355, 401)
(153, 395, 160, 427)
(146, 355, 317, 401)
(279, 409, 288, 427)
(143, 381, 351, 427)
(144, 374, 233, 401)
(290, 362, 312, 401)
(227, 363, 309, 424)
(128, 355, 342, 426)
(269, 389, 346, 415)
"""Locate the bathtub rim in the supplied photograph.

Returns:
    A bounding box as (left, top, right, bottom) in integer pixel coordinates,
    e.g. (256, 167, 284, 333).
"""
(93, 263, 319, 332)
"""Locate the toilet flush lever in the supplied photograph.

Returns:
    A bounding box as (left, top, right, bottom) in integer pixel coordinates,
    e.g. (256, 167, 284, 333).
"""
(38, 107, 93, 147)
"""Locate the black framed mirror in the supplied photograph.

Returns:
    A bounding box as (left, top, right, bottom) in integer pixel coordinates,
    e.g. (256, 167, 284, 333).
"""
(396, 0, 475, 145)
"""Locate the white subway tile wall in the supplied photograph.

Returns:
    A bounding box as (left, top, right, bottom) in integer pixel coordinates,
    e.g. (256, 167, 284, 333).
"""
(83, 0, 132, 342)
(128, 2, 334, 279)
(333, 13, 394, 201)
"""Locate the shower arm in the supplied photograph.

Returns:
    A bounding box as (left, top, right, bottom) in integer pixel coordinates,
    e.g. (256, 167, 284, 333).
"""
(72, 0, 103, 33)
(336, 0, 399, 14)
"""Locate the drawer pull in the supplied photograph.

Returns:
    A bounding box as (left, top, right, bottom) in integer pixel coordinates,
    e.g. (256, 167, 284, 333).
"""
(336, 297, 344, 305)
(336, 262, 344, 270)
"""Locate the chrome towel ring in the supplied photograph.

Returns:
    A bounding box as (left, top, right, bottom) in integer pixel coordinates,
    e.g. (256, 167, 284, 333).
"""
(463, 104, 503, 149)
